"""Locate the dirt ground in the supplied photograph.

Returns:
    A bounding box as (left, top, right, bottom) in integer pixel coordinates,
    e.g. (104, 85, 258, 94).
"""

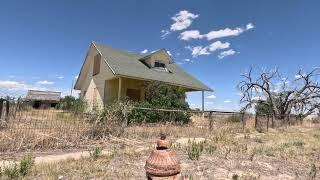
(1, 121, 319, 180)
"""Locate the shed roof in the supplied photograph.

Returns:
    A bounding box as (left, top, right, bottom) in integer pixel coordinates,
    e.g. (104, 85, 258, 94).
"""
(26, 90, 61, 101)
(93, 42, 212, 91)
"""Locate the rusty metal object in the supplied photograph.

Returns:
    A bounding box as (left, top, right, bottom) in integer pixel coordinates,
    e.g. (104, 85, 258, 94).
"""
(145, 134, 181, 178)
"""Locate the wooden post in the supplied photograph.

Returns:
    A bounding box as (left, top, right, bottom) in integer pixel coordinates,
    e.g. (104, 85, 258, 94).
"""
(201, 91, 204, 112)
(241, 112, 246, 130)
(0, 99, 3, 119)
(254, 114, 258, 129)
(5, 100, 10, 121)
(118, 77, 122, 101)
(266, 114, 269, 132)
(209, 111, 213, 130)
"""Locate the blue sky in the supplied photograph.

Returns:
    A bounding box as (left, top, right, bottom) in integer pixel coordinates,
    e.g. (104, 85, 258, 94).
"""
(0, 1, 319, 110)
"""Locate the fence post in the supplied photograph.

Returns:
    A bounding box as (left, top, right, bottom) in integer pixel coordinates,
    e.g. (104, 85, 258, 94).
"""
(266, 114, 269, 132)
(271, 115, 274, 128)
(209, 111, 213, 130)
(241, 112, 246, 130)
(0, 99, 3, 119)
(254, 114, 258, 129)
(5, 99, 10, 121)
(121, 106, 128, 135)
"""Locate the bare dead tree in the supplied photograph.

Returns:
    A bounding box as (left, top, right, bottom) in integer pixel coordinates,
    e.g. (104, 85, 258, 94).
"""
(238, 66, 320, 120)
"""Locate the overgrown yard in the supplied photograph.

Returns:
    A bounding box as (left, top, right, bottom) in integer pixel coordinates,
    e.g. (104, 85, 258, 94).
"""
(1, 122, 319, 179)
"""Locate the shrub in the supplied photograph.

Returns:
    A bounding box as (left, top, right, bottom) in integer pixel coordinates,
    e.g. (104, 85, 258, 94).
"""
(129, 82, 191, 124)
(90, 146, 103, 161)
(19, 154, 34, 176)
(187, 140, 204, 160)
(86, 100, 131, 137)
(57, 96, 87, 113)
(4, 163, 20, 179)
(2, 155, 34, 179)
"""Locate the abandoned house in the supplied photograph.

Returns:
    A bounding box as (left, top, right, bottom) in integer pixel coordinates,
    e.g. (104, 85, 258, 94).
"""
(74, 41, 212, 110)
(26, 90, 61, 109)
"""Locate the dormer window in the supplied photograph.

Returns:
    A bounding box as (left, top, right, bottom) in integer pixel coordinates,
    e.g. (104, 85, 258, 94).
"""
(154, 61, 166, 68)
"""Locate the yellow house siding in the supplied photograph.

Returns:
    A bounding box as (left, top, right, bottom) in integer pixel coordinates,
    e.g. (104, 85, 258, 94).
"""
(80, 46, 115, 110)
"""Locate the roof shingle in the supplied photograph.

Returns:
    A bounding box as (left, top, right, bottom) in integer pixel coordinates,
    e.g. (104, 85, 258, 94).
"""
(94, 42, 212, 91)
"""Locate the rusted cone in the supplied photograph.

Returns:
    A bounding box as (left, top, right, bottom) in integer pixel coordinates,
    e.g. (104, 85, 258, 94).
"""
(145, 133, 181, 180)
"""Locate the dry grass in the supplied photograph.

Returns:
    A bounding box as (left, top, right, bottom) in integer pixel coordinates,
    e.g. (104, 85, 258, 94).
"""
(2, 122, 317, 179)
(1, 110, 320, 179)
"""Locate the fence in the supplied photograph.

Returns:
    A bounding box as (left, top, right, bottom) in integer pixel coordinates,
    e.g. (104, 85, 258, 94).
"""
(2, 98, 318, 154)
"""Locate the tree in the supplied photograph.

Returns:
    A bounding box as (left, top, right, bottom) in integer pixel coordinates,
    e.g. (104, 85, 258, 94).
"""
(57, 96, 87, 113)
(238, 67, 320, 120)
(129, 81, 190, 124)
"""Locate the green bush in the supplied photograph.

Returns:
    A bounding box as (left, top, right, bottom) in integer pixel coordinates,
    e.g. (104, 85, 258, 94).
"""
(1, 154, 34, 179)
(57, 96, 87, 113)
(19, 154, 34, 176)
(187, 140, 204, 160)
(128, 82, 191, 124)
(90, 146, 103, 161)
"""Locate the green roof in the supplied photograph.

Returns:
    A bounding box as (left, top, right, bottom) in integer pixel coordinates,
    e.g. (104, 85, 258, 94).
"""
(93, 42, 212, 91)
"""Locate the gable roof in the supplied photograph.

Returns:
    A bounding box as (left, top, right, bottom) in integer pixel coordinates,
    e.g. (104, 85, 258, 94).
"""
(77, 42, 212, 91)
(26, 90, 61, 101)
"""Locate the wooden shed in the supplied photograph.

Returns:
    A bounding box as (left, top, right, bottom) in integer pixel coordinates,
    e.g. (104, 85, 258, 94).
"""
(26, 90, 61, 109)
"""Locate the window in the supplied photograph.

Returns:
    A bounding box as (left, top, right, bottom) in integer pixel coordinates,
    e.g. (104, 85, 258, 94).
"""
(154, 61, 166, 68)
(126, 89, 141, 101)
(93, 54, 101, 76)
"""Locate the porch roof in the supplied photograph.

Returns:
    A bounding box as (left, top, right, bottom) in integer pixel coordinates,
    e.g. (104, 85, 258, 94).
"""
(93, 42, 213, 92)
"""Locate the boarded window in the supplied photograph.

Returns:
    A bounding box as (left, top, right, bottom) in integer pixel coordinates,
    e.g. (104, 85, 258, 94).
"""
(93, 54, 101, 76)
(126, 89, 141, 101)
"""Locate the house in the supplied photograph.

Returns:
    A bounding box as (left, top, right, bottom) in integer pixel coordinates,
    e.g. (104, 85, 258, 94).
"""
(26, 90, 61, 109)
(74, 42, 212, 110)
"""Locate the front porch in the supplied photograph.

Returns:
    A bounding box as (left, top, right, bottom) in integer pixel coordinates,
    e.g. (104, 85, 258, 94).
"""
(104, 77, 207, 111)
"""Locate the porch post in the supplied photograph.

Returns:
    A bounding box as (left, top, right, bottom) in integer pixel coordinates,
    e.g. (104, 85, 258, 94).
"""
(118, 77, 122, 101)
(201, 91, 204, 112)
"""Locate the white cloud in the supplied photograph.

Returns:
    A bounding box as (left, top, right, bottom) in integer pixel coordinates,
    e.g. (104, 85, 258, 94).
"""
(161, 30, 171, 39)
(166, 50, 172, 56)
(294, 74, 307, 79)
(206, 27, 244, 40)
(208, 41, 230, 52)
(36, 80, 54, 85)
(57, 76, 64, 79)
(170, 10, 199, 31)
(186, 41, 230, 57)
(179, 30, 203, 40)
(246, 23, 255, 30)
(141, 49, 148, 54)
(188, 46, 210, 57)
(218, 49, 238, 59)
(224, 100, 231, 103)
(206, 94, 216, 99)
(179, 23, 255, 41)
(75, 75, 79, 79)
(0, 80, 48, 91)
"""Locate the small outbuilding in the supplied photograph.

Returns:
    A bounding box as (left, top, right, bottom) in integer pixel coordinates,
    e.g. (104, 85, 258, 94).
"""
(26, 90, 61, 109)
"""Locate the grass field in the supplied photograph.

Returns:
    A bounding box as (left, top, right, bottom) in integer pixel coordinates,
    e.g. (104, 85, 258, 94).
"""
(1, 120, 319, 180)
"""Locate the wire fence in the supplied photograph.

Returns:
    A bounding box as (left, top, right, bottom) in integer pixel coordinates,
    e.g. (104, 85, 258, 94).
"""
(1, 97, 320, 154)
